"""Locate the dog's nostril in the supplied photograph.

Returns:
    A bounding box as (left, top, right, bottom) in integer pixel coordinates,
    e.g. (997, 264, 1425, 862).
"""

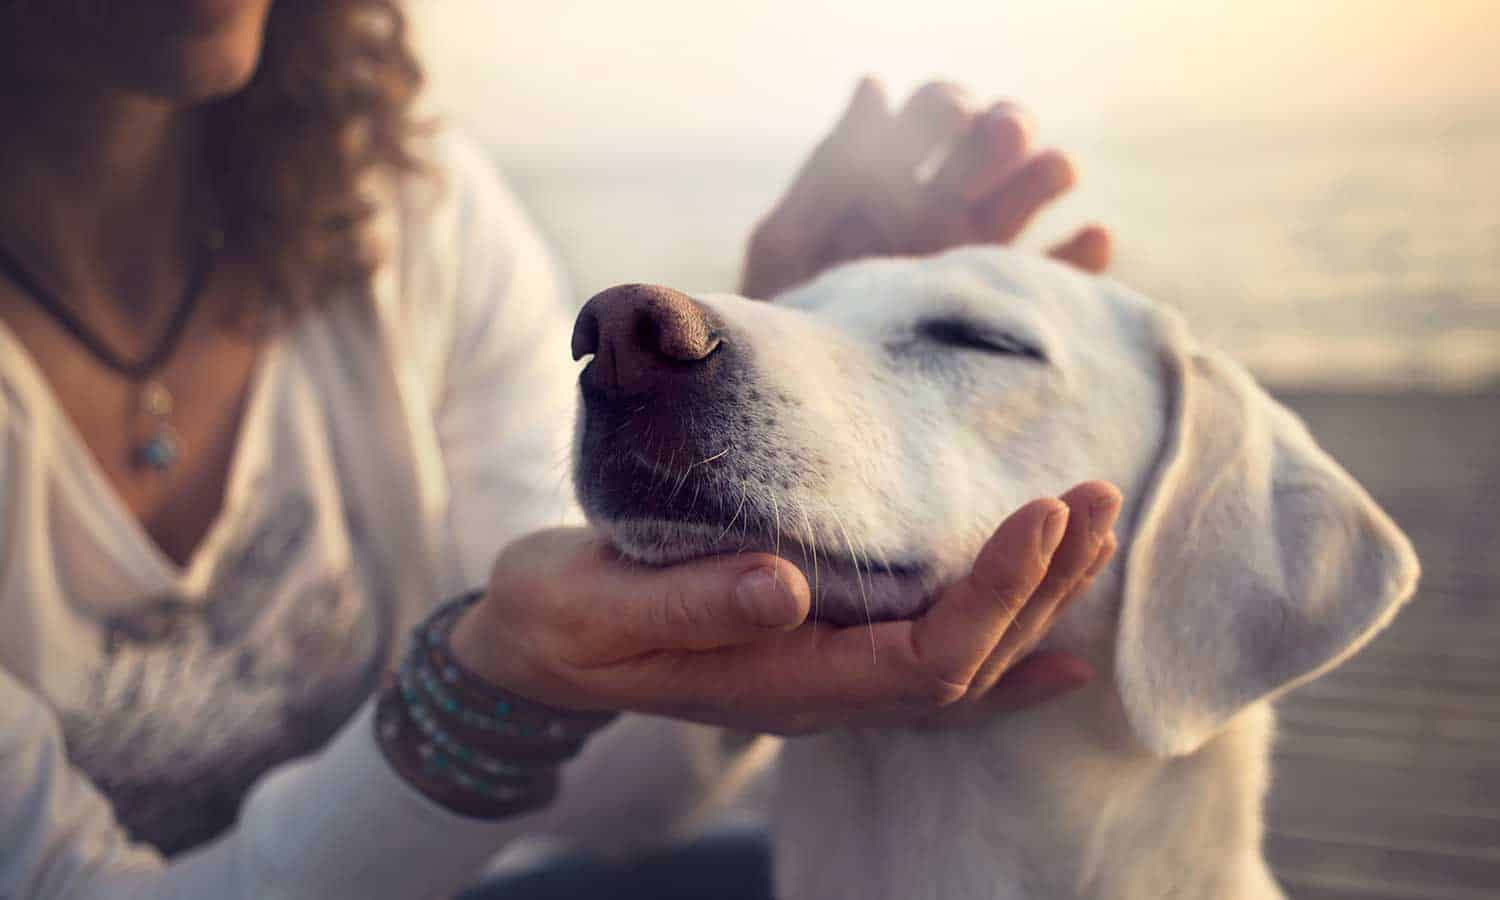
(571, 305, 601, 361)
(574, 283, 723, 397)
(637, 305, 722, 363)
(633, 312, 659, 360)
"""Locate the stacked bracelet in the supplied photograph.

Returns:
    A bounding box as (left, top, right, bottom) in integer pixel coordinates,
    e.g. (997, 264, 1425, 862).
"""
(375, 592, 616, 819)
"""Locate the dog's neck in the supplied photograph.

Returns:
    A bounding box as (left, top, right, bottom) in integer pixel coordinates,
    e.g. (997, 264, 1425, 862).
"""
(770, 686, 1285, 900)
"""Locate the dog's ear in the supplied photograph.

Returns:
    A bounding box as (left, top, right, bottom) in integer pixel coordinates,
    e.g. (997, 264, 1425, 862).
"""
(1115, 319, 1419, 757)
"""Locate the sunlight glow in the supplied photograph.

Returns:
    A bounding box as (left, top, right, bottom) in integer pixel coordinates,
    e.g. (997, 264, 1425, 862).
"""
(413, 0, 1497, 155)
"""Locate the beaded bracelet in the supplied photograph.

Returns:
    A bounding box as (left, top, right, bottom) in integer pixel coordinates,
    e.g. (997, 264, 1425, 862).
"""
(411, 597, 610, 743)
(375, 592, 616, 819)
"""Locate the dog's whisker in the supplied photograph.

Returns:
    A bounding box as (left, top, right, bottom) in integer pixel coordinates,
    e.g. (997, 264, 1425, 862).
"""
(663, 446, 679, 488)
(799, 505, 822, 613)
(737, 484, 753, 554)
(666, 429, 696, 502)
(789, 513, 815, 622)
(830, 506, 877, 662)
(769, 491, 783, 573)
(740, 484, 754, 545)
(689, 445, 734, 469)
(716, 488, 750, 544)
(667, 463, 694, 505)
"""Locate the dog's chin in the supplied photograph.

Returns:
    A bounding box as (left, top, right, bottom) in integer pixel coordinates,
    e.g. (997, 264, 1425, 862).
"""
(596, 517, 937, 627)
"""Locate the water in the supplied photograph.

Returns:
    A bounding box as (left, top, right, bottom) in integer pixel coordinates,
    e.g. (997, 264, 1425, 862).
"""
(495, 109, 1500, 391)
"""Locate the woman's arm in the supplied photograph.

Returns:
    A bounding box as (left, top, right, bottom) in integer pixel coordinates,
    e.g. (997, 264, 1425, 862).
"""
(0, 663, 570, 900)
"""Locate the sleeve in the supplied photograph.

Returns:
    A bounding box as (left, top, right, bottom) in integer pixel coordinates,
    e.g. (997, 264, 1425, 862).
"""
(425, 135, 586, 592)
(0, 137, 750, 900)
(0, 666, 581, 900)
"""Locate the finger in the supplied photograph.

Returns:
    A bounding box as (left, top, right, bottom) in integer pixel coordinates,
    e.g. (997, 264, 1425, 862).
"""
(925, 104, 1031, 206)
(888, 81, 976, 175)
(909, 105, 1031, 254)
(1050, 531, 1116, 620)
(1083, 531, 1117, 581)
(749, 77, 892, 251)
(962, 482, 1121, 695)
(595, 492, 1110, 725)
(973, 149, 1078, 244)
(609, 496, 1066, 719)
(796, 76, 891, 180)
(835, 75, 892, 140)
(1041, 533, 1115, 627)
(907, 497, 1070, 692)
(618, 606, 1035, 729)
(1010, 481, 1121, 634)
(575, 548, 812, 661)
(972, 651, 1094, 715)
(1048, 224, 1113, 273)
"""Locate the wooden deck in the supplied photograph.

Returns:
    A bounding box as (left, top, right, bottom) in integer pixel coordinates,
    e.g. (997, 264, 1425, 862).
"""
(1265, 389, 1500, 899)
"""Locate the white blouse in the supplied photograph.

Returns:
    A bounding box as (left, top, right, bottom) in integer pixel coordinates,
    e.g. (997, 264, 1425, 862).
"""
(0, 133, 707, 899)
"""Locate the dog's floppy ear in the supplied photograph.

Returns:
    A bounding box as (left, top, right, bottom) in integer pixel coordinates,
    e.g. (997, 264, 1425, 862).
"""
(1116, 316, 1419, 757)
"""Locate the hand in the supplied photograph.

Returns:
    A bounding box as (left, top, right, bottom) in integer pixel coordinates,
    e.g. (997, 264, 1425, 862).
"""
(447, 481, 1121, 736)
(741, 78, 1112, 300)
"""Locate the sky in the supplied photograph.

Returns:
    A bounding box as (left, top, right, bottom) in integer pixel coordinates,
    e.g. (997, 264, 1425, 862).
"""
(411, 0, 1499, 158)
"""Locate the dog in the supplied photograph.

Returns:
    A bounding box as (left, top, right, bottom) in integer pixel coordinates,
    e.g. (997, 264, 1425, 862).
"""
(568, 246, 1419, 900)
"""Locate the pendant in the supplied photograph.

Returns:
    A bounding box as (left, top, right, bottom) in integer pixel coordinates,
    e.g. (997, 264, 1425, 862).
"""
(132, 380, 181, 472)
(134, 428, 181, 471)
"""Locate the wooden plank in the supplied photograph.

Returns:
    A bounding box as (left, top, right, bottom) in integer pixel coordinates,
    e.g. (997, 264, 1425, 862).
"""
(1265, 832, 1500, 896)
(1266, 389, 1500, 898)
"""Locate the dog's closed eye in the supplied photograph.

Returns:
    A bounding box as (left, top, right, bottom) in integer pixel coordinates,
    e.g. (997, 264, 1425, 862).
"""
(915, 317, 1046, 362)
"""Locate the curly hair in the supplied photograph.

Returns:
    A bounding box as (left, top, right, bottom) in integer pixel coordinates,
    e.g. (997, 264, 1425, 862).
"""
(207, 0, 427, 312)
(1, 0, 427, 314)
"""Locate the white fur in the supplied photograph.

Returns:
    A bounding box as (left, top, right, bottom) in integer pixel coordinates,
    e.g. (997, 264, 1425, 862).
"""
(577, 246, 1420, 899)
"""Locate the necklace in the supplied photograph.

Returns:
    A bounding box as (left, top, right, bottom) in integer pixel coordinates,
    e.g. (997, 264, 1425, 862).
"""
(0, 230, 221, 472)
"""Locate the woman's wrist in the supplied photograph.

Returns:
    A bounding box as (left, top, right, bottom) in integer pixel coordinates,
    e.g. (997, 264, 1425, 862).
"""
(374, 593, 616, 820)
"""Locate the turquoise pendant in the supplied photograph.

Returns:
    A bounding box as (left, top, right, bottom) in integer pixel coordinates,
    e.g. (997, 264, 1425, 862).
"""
(135, 431, 180, 471)
(132, 380, 180, 472)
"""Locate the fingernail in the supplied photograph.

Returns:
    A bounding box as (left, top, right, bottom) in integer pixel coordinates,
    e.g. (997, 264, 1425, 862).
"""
(1040, 505, 1069, 558)
(736, 568, 801, 628)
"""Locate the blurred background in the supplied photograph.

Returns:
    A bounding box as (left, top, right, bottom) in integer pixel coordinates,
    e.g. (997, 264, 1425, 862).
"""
(411, 2, 1498, 897)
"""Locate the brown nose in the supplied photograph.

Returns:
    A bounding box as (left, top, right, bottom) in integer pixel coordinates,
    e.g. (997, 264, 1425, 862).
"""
(572, 283, 722, 397)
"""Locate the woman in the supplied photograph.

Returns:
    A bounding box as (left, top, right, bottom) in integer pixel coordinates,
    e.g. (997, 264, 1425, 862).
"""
(0, 1, 1119, 897)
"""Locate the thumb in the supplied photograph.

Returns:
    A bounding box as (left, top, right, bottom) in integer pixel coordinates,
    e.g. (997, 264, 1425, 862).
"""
(601, 552, 811, 656)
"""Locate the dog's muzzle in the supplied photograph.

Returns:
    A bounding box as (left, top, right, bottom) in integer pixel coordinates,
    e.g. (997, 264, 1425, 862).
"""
(571, 284, 756, 529)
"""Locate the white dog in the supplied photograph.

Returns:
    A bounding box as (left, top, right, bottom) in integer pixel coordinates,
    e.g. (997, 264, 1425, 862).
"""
(569, 246, 1419, 900)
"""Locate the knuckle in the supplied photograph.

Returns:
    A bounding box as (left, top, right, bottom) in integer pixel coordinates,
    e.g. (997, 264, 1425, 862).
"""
(902, 646, 974, 707)
(910, 80, 968, 113)
(977, 574, 1036, 620)
(749, 217, 801, 259)
(978, 108, 1029, 153)
(918, 675, 970, 708)
(649, 586, 706, 636)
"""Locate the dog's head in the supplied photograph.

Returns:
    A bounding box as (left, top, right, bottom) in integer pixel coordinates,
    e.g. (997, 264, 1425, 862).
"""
(571, 246, 1418, 756)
